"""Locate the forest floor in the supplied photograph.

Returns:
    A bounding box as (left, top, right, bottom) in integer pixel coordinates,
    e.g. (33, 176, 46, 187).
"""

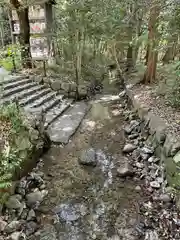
(127, 63, 180, 138)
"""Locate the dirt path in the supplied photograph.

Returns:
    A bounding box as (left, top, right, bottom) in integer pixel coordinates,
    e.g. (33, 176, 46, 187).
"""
(37, 97, 145, 240)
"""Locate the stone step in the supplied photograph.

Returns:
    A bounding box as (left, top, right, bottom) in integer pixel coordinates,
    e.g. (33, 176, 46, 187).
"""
(25, 94, 63, 114)
(3, 78, 32, 91)
(19, 88, 52, 107)
(3, 82, 37, 98)
(47, 102, 89, 144)
(26, 91, 59, 109)
(44, 99, 73, 128)
(1, 75, 28, 85)
(2, 85, 46, 103)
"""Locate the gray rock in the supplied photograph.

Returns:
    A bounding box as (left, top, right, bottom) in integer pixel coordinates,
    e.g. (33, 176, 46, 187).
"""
(30, 172, 44, 185)
(173, 151, 180, 164)
(61, 82, 70, 92)
(135, 162, 144, 169)
(10, 231, 22, 240)
(140, 152, 149, 161)
(38, 224, 57, 240)
(148, 156, 159, 163)
(0, 217, 7, 232)
(141, 146, 154, 154)
(159, 194, 171, 202)
(117, 162, 134, 177)
(6, 196, 22, 209)
(39, 184, 46, 190)
(51, 80, 61, 91)
(25, 221, 38, 236)
(20, 209, 29, 220)
(5, 220, 21, 233)
(124, 120, 140, 134)
(123, 144, 136, 153)
(79, 148, 97, 166)
(129, 133, 139, 139)
(54, 202, 87, 222)
(27, 209, 36, 221)
(150, 181, 160, 189)
(26, 191, 44, 206)
(135, 186, 141, 192)
(145, 230, 159, 240)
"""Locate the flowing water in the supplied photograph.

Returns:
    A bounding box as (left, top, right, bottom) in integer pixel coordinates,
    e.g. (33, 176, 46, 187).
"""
(40, 98, 144, 240)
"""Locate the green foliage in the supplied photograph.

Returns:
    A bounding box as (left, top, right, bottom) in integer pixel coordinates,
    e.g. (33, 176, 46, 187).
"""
(0, 44, 21, 71)
(0, 103, 25, 192)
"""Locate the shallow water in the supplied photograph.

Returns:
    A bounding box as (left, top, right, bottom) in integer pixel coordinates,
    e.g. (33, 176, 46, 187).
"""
(41, 99, 143, 240)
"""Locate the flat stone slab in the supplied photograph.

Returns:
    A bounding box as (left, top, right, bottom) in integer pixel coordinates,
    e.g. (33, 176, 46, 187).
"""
(47, 102, 89, 144)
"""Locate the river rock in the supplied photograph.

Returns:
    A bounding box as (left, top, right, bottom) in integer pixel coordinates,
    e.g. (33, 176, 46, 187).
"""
(51, 80, 61, 91)
(135, 186, 141, 192)
(159, 194, 171, 202)
(6, 196, 22, 209)
(124, 120, 140, 134)
(25, 221, 38, 236)
(150, 181, 160, 189)
(10, 231, 22, 240)
(38, 224, 57, 240)
(26, 191, 44, 206)
(123, 143, 136, 153)
(141, 146, 154, 155)
(79, 148, 97, 166)
(0, 217, 7, 232)
(27, 209, 36, 221)
(117, 162, 134, 177)
(145, 230, 159, 240)
(5, 220, 21, 233)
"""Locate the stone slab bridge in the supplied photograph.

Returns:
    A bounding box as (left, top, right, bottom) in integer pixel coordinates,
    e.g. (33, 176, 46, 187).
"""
(0, 74, 89, 145)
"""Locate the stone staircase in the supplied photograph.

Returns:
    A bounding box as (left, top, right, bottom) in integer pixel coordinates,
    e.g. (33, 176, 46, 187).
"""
(0, 74, 89, 144)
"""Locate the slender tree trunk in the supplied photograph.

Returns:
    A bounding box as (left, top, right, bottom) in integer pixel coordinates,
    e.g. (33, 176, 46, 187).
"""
(10, 0, 32, 68)
(162, 35, 178, 64)
(126, 44, 133, 71)
(142, 1, 160, 84)
(133, 12, 143, 64)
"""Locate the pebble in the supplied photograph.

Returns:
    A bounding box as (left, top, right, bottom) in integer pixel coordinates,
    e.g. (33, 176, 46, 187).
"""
(0, 217, 7, 232)
(27, 209, 36, 221)
(117, 162, 134, 177)
(135, 186, 141, 192)
(141, 146, 154, 155)
(159, 194, 171, 202)
(25, 221, 38, 236)
(150, 181, 160, 189)
(10, 231, 21, 240)
(123, 144, 137, 153)
(135, 162, 144, 169)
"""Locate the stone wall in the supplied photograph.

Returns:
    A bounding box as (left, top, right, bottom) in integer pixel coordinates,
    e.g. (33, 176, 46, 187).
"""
(126, 87, 180, 188)
(31, 75, 99, 99)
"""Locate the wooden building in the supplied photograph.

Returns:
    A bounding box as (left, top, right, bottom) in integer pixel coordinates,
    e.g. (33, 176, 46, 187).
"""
(10, 0, 56, 59)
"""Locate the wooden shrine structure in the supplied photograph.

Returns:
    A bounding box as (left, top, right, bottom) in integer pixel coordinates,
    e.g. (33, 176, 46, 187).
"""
(10, 0, 56, 59)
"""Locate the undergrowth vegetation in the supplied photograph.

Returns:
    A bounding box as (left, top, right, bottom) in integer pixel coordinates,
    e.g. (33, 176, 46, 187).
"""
(156, 61, 180, 108)
(0, 103, 28, 199)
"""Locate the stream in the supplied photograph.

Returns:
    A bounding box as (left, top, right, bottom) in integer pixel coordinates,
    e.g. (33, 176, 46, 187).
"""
(39, 97, 144, 240)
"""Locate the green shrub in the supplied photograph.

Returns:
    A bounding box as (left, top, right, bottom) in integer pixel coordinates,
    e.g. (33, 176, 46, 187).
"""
(0, 103, 27, 193)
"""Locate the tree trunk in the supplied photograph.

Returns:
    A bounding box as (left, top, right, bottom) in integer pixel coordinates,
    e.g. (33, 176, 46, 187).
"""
(10, 0, 32, 68)
(162, 35, 178, 64)
(126, 44, 134, 71)
(142, 1, 160, 84)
